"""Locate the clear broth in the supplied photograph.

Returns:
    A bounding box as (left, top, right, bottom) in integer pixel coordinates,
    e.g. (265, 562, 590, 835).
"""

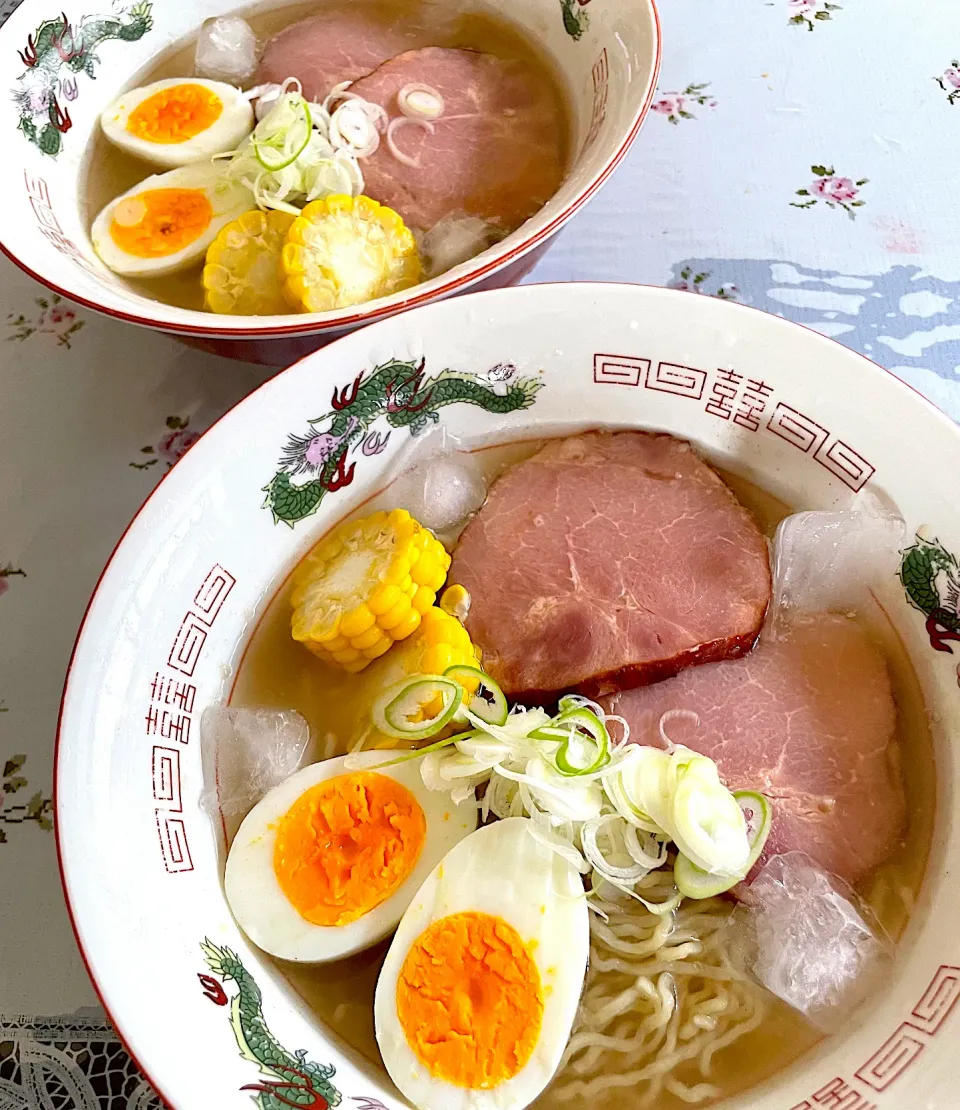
(229, 438, 935, 1107)
(81, 0, 573, 312)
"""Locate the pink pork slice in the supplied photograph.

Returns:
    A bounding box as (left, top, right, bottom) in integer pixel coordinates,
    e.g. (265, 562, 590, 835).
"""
(603, 615, 907, 886)
(449, 431, 772, 701)
(348, 47, 566, 231)
(255, 13, 423, 102)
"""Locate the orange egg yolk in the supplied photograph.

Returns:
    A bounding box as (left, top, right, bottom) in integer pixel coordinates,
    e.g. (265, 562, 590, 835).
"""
(126, 83, 223, 144)
(273, 772, 426, 927)
(396, 911, 544, 1089)
(109, 189, 213, 258)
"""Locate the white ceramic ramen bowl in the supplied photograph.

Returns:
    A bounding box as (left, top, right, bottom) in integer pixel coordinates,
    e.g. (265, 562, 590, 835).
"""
(57, 283, 958, 1110)
(0, 0, 659, 365)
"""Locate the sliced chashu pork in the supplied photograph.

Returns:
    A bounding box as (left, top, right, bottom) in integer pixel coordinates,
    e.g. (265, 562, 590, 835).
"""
(449, 431, 772, 700)
(256, 13, 423, 102)
(603, 615, 906, 886)
(348, 47, 566, 231)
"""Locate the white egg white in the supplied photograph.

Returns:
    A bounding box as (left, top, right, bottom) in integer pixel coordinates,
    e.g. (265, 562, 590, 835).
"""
(91, 161, 254, 277)
(375, 816, 590, 1110)
(100, 78, 254, 168)
(224, 751, 478, 963)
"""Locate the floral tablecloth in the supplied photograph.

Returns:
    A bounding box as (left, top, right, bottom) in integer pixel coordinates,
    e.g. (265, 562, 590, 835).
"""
(2, 0, 960, 1106)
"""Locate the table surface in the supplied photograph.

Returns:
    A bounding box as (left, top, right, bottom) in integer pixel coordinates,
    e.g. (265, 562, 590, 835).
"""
(3, 0, 959, 1106)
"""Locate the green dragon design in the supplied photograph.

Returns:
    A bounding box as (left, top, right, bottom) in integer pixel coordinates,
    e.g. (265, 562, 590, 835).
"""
(200, 939, 342, 1110)
(14, 2, 154, 157)
(560, 0, 591, 41)
(263, 357, 543, 527)
(899, 536, 960, 653)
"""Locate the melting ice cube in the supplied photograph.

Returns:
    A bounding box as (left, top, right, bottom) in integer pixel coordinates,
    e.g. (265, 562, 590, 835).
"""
(393, 456, 487, 534)
(769, 493, 905, 635)
(734, 852, 892, 1031)
(195, 17, 258, 85)
(200, 707, 312, 841)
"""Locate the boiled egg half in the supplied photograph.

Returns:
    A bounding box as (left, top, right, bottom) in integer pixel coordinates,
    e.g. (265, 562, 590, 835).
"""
(375, 816, 590, 1110)
(91, 161, 254, 277)
(100, 78, 254, 168)
(224, 751, 477, 963)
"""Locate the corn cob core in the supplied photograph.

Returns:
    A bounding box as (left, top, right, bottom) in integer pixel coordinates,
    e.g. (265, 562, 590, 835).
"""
(281, 194, 421, 314)
(291, 508, 450, 673)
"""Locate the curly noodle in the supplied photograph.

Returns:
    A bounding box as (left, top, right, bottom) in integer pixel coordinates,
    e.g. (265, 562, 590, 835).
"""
(544, 879, 765, 1108)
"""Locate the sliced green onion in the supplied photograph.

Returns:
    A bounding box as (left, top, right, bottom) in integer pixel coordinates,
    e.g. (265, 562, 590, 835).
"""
(371, 675, 463, 741)
(549, 708, 610, 777)
(605, 769, 664, 834)
(444, 665, 508, 726)
(734, 789, 772, 871)
(671, 766, 748, 874)
(252, 93, 312, 171)
(527, 724, 571, 742)
(674, 790, 772, 899)
(360, 732, 464, 770)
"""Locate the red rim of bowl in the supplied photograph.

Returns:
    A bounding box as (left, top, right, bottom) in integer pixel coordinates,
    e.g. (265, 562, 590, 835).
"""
(53, 278, 960, 1108)
(1, 6, 663, 340)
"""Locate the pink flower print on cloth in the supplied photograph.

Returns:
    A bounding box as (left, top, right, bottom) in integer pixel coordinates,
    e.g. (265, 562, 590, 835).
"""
(810, 176, 859, 204)
(936, 61, 960, 104)
(669, 267, 740, 301)
(131, 416, 201, 471)
(158, 427, 201, 465)
(651, 83, 716, 124)
(788, 0, 842, 30)
(652, 93, 685, 119)
(7, 294, 84, 348)
(791, 165, 867, 218)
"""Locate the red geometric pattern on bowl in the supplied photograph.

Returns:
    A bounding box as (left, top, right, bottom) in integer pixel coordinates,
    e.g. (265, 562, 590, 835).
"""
(788, 964, 960, 1108)
(148, 563, 236, 874)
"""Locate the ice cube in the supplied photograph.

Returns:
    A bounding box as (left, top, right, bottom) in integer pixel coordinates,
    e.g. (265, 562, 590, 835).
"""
(393, 456, 487, 534)
(769, 493, 905, 635)
(419, 216, 506, 278)
(734, 852, 892, 1031)
(195, 17, 258, 85)
(200, 707, 312, 841)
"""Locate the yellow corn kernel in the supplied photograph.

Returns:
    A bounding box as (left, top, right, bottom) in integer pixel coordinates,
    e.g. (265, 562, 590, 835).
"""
(369, 582, 401, 615)
(368, 607, 480, 686)
(379, 595, 413, 631)
(290, 509, 451, 673)
(440, 584, 471, 622)
(349, 625, 384, 652)
(422, 643, 456, 675)
(390, 607, 422, 642)
(420, 608, 451, 645)
(339, 603, 376, 639)
(412, 588, 436, 615)
(383, 557, 412, 587)
(203, 209, 296, 316)
(280, 194, 421, 314)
